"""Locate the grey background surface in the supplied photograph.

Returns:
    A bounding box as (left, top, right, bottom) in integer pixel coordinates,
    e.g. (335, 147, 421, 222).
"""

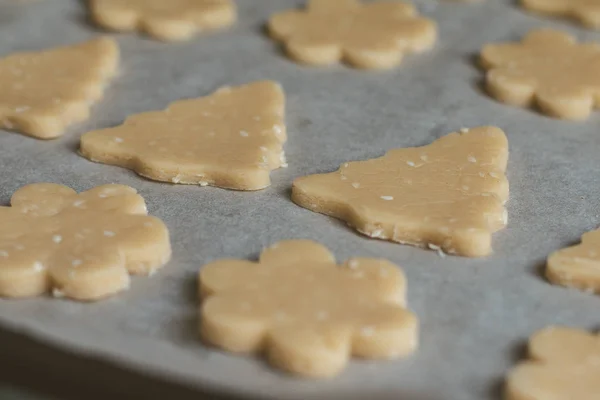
(0, 0, 598, 399)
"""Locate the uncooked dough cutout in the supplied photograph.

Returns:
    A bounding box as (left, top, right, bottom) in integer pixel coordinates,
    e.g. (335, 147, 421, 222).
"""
(199, 240, 418, 378)
(90, 0, 236, 41)
(292, 126, 509, 257)
(80, 81, 287, 191)
(506, 326, 600, 400)
(546, 229, 600, 294)
(0, 184, 171, 301)
(268, 0, 436, 69)
(481, 29, 600, 120)
(0, 38, 118, 139)
(520, 0, 600, 29)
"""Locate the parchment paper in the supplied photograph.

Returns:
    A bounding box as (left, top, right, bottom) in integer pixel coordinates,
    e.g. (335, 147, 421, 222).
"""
(0, 1, 598, 399)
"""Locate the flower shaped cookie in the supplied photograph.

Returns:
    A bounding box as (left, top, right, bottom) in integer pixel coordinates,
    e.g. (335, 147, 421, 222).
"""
(506, 327, 600, 400)
(0, 184, 171, 301)
(480, 29, 600, 120)
(546, 229, 600, 294)
(90, 0, 236, 41)
(0, 38, 118, 139)
(268, 0, 437, 69)
(199, 240, 418, 378)
(520, 0, 600, 29)
(292, 126, 509, 257)
(80, 81, 287, 191)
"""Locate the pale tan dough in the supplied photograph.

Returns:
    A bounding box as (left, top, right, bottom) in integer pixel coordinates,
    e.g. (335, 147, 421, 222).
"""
(199, 240, 418, 378)
(506, 326, 600, 400)
(292, 126, 509, 258)
(546, 229, 600, 294)
(0, 38, 118, 139)
(90, 0, 236, 41)
(268, 0, 437, 69)
(480, 29, 600, 120)
(0, 183, 171, 301)
(520, 0, 600, 29)
(80, 81, 286, 191)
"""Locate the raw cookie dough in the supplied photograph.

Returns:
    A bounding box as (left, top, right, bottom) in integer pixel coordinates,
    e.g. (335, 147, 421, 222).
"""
(80, 81, 286, 191)
(90, 0, 236, 41)
(0, 183, 171, 301)
(199, 240, 418, 378)
(268, 0, 436, 69)
(506, 326, 600, 400)
(546, 229, 600, 294)
(0, 37, 118, 139)
(520, 0, 600, 29)
(480, 29, 600, 120)
(292, 126, 509, 257)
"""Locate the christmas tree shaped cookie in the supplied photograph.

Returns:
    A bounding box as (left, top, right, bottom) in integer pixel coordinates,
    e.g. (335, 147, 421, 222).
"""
(80, 81, 287, 191)
(0, 38, 119, 139)
(546, 229, 600, 294)
(292, 126, 509, 257)
(0, 183, 171, 301)
(199, 240, 418, 378)
(90, 0, 237, 41)
(506, 327, 600, 400)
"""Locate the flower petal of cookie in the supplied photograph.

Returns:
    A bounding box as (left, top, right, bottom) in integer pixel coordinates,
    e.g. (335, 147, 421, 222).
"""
(343, 21, 432, 69)
(202, 293, 271, 353)
(287, 34, 344, 66)
(480, 43, 529, 69)
(88, 0, 139, 31)
(260, 240, 335, 266)
(486, 68, 538, 107)
(199, 259, 257, 298)
(268, 11, 307, 41)
(536, 86, 594, 120)
(350, 304, 418, 359)
(0, 240, 51, 298)
(268, 324, 353, 378)
(354, 2, 436, 54)
(10, 183, 77, 216)
(140, 17, 199, 41)
(343, 258, 407, 305)
(49, 247, 129, 301)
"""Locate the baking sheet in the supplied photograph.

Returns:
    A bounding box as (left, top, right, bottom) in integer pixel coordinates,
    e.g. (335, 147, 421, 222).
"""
(0, 1, 598, 399)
